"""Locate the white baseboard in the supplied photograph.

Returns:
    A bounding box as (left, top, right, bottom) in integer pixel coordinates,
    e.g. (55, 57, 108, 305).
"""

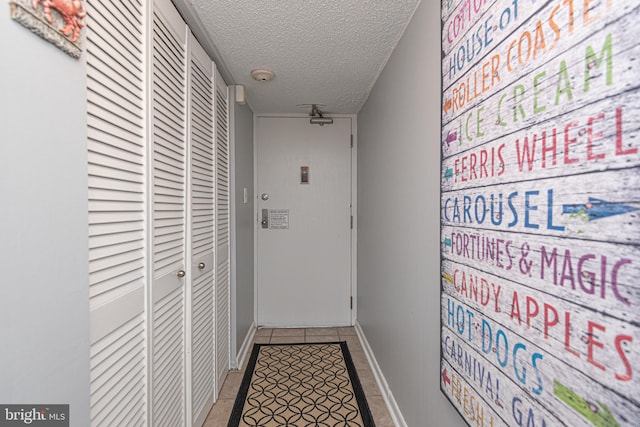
(355, 321, 408, 427)
(235, 321, 256, 370)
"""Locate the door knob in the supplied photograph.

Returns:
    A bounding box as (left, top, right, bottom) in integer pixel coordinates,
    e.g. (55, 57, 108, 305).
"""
(261, 193, 269, 201)
(177, 270, 186, 278)
(198, 262, 206, 270)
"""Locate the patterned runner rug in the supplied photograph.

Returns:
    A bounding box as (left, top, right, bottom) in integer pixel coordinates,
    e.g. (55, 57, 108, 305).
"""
(228, 342, 375, 427)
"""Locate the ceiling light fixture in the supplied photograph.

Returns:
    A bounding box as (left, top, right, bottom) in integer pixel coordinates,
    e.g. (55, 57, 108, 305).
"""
(309, 104, 333, 126)
(251, 69, 275, 82)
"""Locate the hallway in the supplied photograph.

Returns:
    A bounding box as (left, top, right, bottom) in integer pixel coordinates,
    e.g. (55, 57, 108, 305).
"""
(204, 328, 393, 426)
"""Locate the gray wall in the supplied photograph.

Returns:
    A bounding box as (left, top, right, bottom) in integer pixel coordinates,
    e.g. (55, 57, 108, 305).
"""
(0, 8, 90, 426)
(357, 1, 463, 426)
(231, 94, 255, 353)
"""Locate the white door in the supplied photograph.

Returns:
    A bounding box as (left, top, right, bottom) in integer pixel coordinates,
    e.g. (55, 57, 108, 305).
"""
(256, 117, 352, 327)
(214, 72, 231, 396)
(188, 33, 216, 427)
(87, 0, 147, 422)
(150, 0, 188, 424)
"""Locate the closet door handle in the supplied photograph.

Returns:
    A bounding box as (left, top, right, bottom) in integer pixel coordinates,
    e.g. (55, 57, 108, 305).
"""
(198, 262, 206, 270)
(177, 270, 186, 278)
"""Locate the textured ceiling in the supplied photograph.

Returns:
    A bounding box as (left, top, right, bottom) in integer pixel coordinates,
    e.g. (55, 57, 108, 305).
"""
(189, 0, 420, 114)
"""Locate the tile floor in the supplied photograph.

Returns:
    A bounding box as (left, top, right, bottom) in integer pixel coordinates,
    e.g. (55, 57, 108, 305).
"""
(203, 327, 394, 426)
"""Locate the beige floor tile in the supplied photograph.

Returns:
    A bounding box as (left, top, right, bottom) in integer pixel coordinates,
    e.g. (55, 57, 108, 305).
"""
(203, 398, 235, 427)
(305, 334, 340, 343)
(305, 327, 338, 336)
(348, 350, 372, 373)
(254, 328, 273, 337)
(342, 335, 364, 352)
(357, 369, 382, 397)
(219, 371, 244, 400)
(271, 328, 305, 337)
(367, 396, 395, 427)
(252, 336, 270, 344)
(337, 326, 357, 336)
(270, 335, 306, 344)
(356, 364, 373, 376)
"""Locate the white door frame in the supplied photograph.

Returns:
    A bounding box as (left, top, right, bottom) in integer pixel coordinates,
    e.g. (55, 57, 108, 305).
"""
(252, 113, 358, 327)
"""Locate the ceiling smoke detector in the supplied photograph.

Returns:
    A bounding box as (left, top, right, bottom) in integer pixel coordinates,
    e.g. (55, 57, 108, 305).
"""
(251, 69, 275, 82)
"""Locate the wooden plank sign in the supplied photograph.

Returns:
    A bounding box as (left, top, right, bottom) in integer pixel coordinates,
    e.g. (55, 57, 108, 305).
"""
(440, 0, 640, 426)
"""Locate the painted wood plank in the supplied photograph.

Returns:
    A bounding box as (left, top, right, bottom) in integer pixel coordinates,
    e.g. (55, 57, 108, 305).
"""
(441, 91, 640, 191)
(441, 168, 640, 244)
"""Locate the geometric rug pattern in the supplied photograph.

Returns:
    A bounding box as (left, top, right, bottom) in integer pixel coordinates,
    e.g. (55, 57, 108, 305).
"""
(228, 342, 375, 427)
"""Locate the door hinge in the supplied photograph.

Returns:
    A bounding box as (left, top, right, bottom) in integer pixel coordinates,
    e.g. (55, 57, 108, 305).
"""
(350, 296, 353, 309)
(350, 215, 353, 229)
(350, 134, 353, 148)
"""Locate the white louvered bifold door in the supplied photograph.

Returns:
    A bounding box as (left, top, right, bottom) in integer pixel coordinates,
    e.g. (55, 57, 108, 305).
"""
(214, 70, 231, 395)
(86, 0, 147, 423)
(151, 0, 188, 425)
(188, 33, 216, 427)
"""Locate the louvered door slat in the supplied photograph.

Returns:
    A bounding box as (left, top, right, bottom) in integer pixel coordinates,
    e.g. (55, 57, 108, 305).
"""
(153, 289, 184, 424)
(192, 166, 214, 180)
(153, 23, 183, 65)
(89, 247, 143, 272)
(154, 224, 182, 239)
(191, 270, 214, 407)
(90, 270, 143, 303)
(86, 28, 141, 81)
(88, 102, 144, 142)
(153, 85, 185, 126)
(87, 115, 143, 149)
(88, 145, 143, 168)
(154, 180, 184, 195)
(90, 315, 146, 427)
(91, 346, 144, 404)
(86, 35, 142, 90)
(87, 80, 142, 122)
(89, 231, 142, 250)
(88, 199, 144, 214)
(90, 0, 142, 49)
(86, 61, 141, 105)
(115, 0, 142, 27)
(192, 180, 214, 192)
(88, 93, 142, 128)
(89, 208, 144, 223)
(154, 155, 185, 177)
(90, 163, 144, 184)
(86, 42, 142, 91)
(87, 0, 147, 422)
(154, 135, 184, 160)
